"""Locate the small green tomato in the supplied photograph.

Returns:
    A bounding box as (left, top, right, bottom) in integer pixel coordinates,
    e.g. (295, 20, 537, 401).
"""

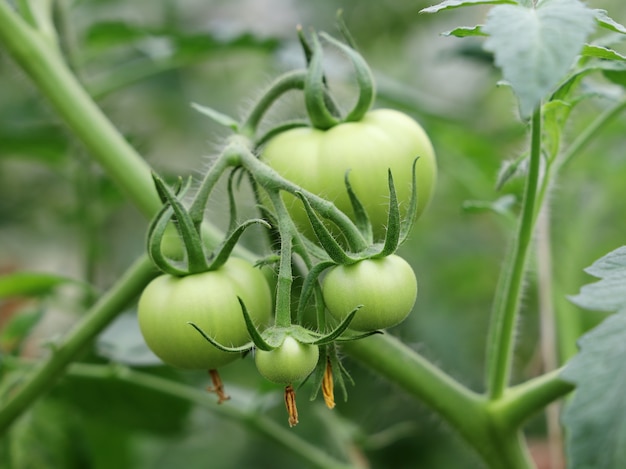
(322, 255, 417, 331)
(255, 336, 319, 384)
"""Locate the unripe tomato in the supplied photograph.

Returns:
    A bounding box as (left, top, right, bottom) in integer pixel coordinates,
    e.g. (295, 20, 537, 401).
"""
(138, 258, 272, 369)
(322, 255, 417, 331)
(260, 109, 436, 240)
(255, 336, 319, 384)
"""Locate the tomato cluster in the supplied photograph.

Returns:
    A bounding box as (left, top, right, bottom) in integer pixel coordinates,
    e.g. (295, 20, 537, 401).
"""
(137, 28, 435, 427)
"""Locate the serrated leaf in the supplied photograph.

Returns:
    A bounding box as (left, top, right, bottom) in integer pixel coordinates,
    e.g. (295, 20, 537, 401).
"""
(483, 0, 596, 118)
(594, 9, 626, 35)
(561, 311, 626, 469)
(568, 246, 626, 312)
(442, 25, 487, 38)
(420, 0, 515, 14)
(581, 44, 626, 62)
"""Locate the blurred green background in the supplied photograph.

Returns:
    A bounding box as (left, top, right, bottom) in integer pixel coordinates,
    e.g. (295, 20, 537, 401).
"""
(2, 0, 626, 467)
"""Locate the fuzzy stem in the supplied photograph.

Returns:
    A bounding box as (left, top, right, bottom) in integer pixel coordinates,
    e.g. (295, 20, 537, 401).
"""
(486, 107, 543, 400)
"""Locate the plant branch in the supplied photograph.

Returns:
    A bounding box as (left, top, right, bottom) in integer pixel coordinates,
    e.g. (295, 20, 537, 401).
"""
(490, 368, 574, 429)
(486, 107, 543, 400)
(343, 334, 534, 469)
(65, 363, 358, 469)
(0, 255, 158, 434)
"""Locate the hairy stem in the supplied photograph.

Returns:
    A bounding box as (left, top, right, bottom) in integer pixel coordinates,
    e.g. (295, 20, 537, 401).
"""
(486, 107, 543, 400)
(0, 255, 157, 434)
(343, 335, 534, 469)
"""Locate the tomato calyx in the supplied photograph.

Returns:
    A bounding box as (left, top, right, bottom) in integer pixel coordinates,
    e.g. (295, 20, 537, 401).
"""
(147, 170, 270, 276)
(295, 158, 420, 267)
(303, 30, 375, 130)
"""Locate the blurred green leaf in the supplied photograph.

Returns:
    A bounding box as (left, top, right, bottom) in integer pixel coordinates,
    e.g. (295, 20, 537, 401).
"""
(0, 308, 44, 354)
(561, 310, 626, 469)
(594, 9, 626, 34)
(0, 272, 90, 299)
(420, 0, 515, 14)
(56, 368, 192, 436)
(0, 126, 68, 166)
(568, 246, 626, 312)
(483, 0, 596, 117)
(97, 312, 162, 366)
(441, 26, 486, 38)
(581, 44, 626, 61)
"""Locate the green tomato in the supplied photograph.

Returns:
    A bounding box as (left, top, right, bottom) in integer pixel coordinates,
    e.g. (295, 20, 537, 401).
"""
(260, 109, 437, 240)
(255, 336, 319, 384)
(322, 255, 417, 331)
(138, 257, 272, 370)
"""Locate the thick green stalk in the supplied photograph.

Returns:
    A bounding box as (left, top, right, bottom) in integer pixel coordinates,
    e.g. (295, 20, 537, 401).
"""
(0, 255, 158, 433)
(491, 368, 574, 430)
(343, 335, 534, 469)
(0, 2, 159, 219)
(486, 107, 543, 400)
(65, 363, 357, 469)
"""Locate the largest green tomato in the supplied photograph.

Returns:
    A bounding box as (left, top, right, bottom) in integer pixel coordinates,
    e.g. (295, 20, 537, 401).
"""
(138, 258, 272, 370)
(260, 109, 437, 240)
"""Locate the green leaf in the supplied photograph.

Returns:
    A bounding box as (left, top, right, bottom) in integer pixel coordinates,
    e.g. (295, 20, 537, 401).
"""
(561, 310, 626, 469)
(442, 25, 487, 38)
(568, 246, 626, 312)
(0, 309, 44, 354)
(96, 312, 162, 366)
(420, 0, 515, 14)
(0, 272, 86, 299)
(482, 0, 596, 118)
(581, 44, 626, 62)
(594, 9, 626, 35)
(191, 103, 239, 131)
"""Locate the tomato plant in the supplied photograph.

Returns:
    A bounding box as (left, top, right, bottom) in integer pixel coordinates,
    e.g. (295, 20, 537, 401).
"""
(137, 257, 272, 369)
(260, 108, 436, 240)
(254, 336, 319, 384)
(322, 255, 418, 331)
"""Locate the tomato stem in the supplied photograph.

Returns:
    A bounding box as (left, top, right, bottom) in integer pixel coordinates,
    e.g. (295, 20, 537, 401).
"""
(486, 106, 543, 400)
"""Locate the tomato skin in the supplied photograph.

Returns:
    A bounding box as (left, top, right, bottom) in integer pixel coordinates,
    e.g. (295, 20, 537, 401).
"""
(137, 258, 272, 370)
(322, 255, 417, 331)
(260, 109, 437, 240)
(254, 336, 319, 384)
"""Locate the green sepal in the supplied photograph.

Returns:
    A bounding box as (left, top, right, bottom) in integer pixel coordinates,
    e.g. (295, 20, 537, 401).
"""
(298, 233, 333, 261)
(147, 205, 188, 276)
(297, 24, 314, 66)
(296, 191, 358, 264)
(374, 169, 401, 258)
(399, 158, 420, 245)
(151, 172, 208, 274)
(297, 261, 336, 323)
(207, 218, 271, 271)
(147, 175, 193, 276)
(305, 32, 340, 130)
(320, 32, 375, 123)
(344, 169, 373, 244)
(335, 9, 358, 51)
(238, 297, 275, 352)
(191, 102, 239, 132)
(332, 346, 354, 402)
(310, 307, 361, 346)
(187, 322, 252, 353)
(308, 345, 328, 400)
(255, 120, 309, 148)
(335, 329, 383, 342)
